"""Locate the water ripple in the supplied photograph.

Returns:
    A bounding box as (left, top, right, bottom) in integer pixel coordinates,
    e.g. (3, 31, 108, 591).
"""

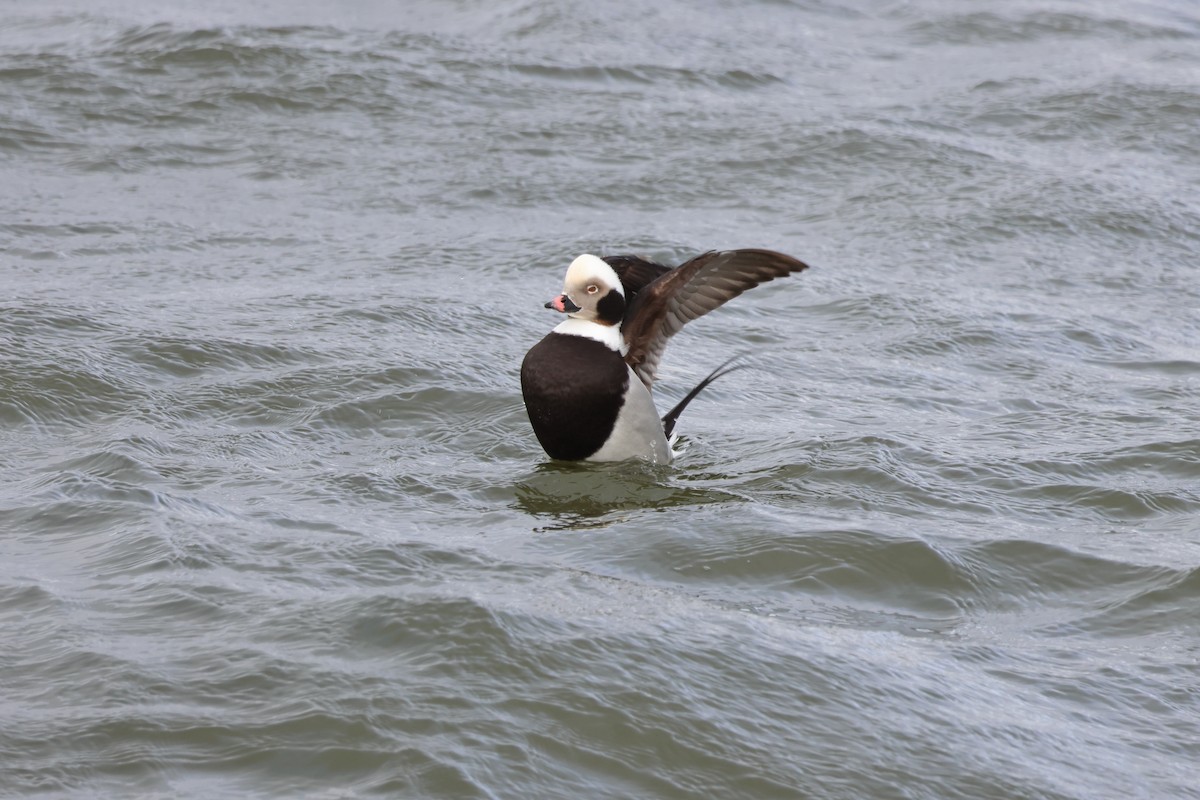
(3, 3, 1200, 798)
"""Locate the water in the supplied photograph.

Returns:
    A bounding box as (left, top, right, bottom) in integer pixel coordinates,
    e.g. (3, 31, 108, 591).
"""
(2, 0, 1199, 797)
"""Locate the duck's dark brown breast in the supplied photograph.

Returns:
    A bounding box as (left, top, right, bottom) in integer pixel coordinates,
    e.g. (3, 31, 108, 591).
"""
(520, 332, 630, 460)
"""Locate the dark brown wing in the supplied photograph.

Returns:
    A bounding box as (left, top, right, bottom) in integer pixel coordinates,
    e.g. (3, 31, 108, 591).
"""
(621, 249, 809, 389)
(602, 255, 672, 299)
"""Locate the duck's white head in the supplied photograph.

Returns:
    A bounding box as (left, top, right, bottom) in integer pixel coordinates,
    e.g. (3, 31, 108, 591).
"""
(545, 254, 626, 326)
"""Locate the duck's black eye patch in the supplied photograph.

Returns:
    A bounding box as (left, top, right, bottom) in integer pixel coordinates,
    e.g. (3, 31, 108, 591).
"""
(596, 288, 626, 324)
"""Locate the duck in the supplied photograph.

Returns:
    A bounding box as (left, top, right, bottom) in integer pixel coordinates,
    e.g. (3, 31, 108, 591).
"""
(520, 249, 808, 463)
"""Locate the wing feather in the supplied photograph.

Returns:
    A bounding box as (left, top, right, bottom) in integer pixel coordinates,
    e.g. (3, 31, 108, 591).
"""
(601, 255, 672, 299)
(620, 249, 809, 388)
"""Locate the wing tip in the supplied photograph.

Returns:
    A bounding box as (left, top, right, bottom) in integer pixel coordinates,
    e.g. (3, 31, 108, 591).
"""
(718, 247, 811, 275)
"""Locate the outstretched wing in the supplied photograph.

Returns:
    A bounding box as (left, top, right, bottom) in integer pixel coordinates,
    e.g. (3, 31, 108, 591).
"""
(621, 249, 809, 389)
(602, 255, 672, 299)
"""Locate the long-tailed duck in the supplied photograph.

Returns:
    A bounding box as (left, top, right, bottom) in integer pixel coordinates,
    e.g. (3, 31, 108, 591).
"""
(521, 249, 808, 463)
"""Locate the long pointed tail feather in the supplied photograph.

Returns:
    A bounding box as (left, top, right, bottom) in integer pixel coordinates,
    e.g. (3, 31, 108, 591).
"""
(660, 355, 746, 439)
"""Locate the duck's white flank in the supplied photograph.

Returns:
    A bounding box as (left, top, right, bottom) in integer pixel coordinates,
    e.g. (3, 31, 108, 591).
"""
(588, 365, 672, 464)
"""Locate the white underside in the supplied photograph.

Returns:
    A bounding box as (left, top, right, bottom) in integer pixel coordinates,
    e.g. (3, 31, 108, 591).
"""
(588, 366, 672, 464)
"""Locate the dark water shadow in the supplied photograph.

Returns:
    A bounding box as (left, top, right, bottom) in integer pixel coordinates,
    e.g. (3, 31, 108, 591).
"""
(512, 459, 743, 531)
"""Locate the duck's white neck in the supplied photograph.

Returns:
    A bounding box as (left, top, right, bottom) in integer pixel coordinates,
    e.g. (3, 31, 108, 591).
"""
(554, 318, 627, 355)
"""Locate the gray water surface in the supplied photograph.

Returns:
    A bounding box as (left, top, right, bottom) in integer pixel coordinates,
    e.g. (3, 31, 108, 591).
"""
(2, 1, 1199, 797)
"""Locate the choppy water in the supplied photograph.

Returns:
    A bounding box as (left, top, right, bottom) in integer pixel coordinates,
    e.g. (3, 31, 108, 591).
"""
(3, 0, 1200, 797)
